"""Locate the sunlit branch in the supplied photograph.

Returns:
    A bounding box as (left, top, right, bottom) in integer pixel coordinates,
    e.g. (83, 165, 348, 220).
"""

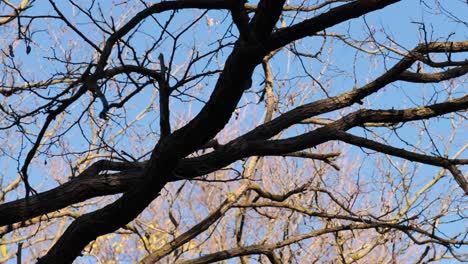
(0, 0, 29, 25)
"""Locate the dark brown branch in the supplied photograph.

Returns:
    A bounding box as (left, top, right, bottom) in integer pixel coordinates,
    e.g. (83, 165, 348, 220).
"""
(249, 0, 286, 42)
(248, 182, 310, 202)
(37, 0, 283, 258)
(265, 251, 282, 264)
(177, 95, 468, 178)
(230, 0, 252, 41)
(398, 65, 468, 83)
(0, 161, 144, 226)
(285, 151, 341, 170)
(158, 53, 171, 138)
(101, 65, 163, 82)
(245, 0, 355, 13)
(36, 178, 164, 263)
(333, 130, 468, 194)
(242, 41, 468, 142)
(268, 0, 400, 51)
(49, 0, 102, 52)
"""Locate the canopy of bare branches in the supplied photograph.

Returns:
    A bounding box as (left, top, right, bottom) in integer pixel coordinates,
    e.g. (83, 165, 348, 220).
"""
(0, 0, 466, 263)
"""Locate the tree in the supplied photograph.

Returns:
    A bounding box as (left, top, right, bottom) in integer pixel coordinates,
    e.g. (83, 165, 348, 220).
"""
(0, 0, 467, 263)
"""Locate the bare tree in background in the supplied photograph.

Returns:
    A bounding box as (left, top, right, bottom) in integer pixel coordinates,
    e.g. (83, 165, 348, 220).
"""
(0, 0, 467, 263)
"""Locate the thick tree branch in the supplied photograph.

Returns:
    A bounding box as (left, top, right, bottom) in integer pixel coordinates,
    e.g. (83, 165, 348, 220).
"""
(36, 0, 289, 259)
(158, 53, 171, 138)
(242, 41, 468, 142)
(177, 95, 468, 178)
(245, 1, 348, 12)
(36, 179, 164, 263)
(268, 0, 401, 51)
(398, 65, 468, 83)
(0, 168, 144, 227)
(284, 151, 341, 170)
(249, 0, 286, 42)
